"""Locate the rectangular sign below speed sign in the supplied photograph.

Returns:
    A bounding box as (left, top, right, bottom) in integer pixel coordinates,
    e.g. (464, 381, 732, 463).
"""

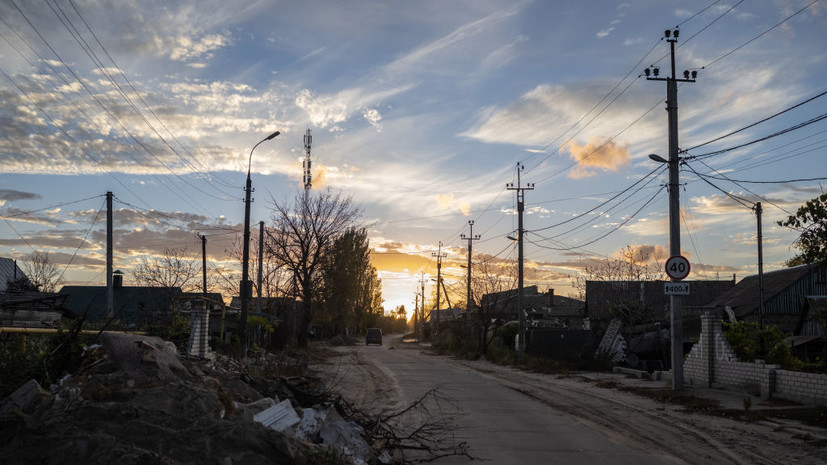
(664, 282, 690, 295)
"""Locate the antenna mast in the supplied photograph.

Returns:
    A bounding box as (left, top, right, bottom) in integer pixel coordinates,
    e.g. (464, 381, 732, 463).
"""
(303, 128, 312, 190)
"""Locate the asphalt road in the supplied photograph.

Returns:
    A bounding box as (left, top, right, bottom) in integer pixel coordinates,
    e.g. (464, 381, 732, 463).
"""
(359, 339, 676, 464)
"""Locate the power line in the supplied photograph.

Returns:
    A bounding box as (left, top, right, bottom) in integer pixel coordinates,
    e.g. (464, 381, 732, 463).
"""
(48, 0, 238, 198)
(686, 113, 827, 160)
(528, 164, 665, 234)
(701, 0, 820, 70)
(0, 194, 104, 219)
(683, 90, 827, 153)
(529, 185, 665, 251)
(5, 0, 215, 215)
(57, 197, 106, 283)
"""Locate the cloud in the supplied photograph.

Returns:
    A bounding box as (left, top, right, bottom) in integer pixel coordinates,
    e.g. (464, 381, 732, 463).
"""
(596, 27, 615, 38)
(362, 107, 383, 131)
(563, 136, 631, 179)
(385, 6, 521, 74)
(481, 35, 528, 68)
(436, 193, 455, 210)
(0, 189, 40, 203)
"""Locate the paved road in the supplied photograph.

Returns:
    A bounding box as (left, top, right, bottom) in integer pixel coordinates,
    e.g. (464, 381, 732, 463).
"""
(358, 339, 676, 464)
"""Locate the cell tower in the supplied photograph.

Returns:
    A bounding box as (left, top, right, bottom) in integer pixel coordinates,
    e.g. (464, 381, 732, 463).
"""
(303, 128, 312, 190)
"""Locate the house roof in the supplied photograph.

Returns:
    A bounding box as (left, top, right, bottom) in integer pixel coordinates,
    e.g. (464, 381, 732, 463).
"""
(59, 285, 180, 323)
(0, 257, 30, 292)
(178, 292, 226, 306)
(586, 279, 736, 320)
(706, 263, 822, 317)
(229, 296, 296, 310)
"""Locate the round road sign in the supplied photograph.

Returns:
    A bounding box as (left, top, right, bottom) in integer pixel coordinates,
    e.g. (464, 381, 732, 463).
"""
(665, 255, 690, 280)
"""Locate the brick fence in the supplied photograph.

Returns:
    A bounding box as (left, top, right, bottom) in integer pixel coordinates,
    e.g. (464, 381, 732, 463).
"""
(684, 311, 827, 406)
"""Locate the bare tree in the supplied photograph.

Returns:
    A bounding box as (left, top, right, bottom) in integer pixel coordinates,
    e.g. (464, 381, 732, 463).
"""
(134, 247, 199, 292)
(225, 231, 292, 302)
(572, 245, 666, 298)
(266, 188, 361, 348)
(20, 251, 62, 293)
(472, 258, 518, 355)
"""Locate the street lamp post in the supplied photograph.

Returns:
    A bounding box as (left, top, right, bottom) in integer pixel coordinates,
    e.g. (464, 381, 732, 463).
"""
(240, 130, 279, 359)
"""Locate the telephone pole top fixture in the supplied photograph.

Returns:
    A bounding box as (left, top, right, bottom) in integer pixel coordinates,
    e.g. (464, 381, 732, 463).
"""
(506, 162, 533, 358)
(644, 27, 698, 390)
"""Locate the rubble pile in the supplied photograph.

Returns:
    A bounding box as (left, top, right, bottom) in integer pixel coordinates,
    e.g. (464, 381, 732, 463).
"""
(0, 333, 382, 465)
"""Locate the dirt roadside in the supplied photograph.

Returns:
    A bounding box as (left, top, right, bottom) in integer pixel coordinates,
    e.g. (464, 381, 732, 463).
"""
(313, 336, 827, 465)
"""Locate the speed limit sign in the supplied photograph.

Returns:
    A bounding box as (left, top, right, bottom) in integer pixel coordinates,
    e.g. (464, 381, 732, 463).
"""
(665, 255, 690, 280)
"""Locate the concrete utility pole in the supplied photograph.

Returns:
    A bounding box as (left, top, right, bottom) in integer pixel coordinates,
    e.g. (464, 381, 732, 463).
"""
(645, 28, 696, 390)
(303, 128, 312, 190)
(461, 221, 480, 317)
(755, 202, 765, 330)
(420, 274, 426, 340)
(414, 292, 419, 341)
(241, 130, 279, 360)
(432, 242, 446, 335)
(201, 233, 208, 354)
(106, 191, 113, 318)
(507, 162, 533, 356)
(257, 221, 264, 314)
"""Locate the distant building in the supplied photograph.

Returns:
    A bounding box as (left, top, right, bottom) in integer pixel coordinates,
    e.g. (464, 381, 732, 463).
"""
(706, 262, 827, 336)
(0, 257, 31, 292)
(59, 271, 180, 324)
(481, 286, 585, 328)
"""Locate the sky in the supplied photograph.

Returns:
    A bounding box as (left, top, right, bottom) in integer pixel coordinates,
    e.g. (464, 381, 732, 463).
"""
(0, 0, 825, 317)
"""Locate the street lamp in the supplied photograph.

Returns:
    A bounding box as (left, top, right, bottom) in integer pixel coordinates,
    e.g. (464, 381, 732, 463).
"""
(240, 130, 279, 359)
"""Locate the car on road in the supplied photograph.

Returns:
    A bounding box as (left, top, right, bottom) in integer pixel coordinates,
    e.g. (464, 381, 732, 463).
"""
(365, 328, 383, 346)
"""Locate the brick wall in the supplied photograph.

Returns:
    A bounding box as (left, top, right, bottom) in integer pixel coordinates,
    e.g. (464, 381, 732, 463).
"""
(775, 370, 827, 406)
(684, 311, 826, 406)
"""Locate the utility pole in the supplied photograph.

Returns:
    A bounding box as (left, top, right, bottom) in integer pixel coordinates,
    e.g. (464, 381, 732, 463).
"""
(201, 233, 208, 356)
(257, 221, 264, 314)
(303, 128, 312, 190)
(507, 162, 533, 357)
(414, 292, 419, 341)
(420, 274, 426, 340)
(755, 202, 765, 330)
(106, 191, 113, 319)
(432, 242, 446, 335)
(645, 28, 696, 390)
(461, 221, 480, 318)
(241, 130, 279, 360)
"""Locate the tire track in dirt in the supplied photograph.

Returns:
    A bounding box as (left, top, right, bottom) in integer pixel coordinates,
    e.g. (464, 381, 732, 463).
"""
(450, 359, 824, 465)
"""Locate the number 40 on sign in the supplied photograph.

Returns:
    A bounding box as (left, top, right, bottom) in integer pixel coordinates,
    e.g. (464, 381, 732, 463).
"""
(665, 255, 690, 281)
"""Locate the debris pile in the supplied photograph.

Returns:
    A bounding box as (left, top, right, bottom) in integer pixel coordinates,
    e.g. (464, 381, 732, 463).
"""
(0, 333, 382, 465)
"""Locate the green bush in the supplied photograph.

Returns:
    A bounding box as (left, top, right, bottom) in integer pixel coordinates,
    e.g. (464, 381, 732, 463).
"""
(722, 321, 823, 372)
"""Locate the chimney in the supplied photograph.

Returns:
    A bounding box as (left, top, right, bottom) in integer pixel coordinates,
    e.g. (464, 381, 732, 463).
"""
(113, 270, 124, 289)
(548, 288, 554, 307)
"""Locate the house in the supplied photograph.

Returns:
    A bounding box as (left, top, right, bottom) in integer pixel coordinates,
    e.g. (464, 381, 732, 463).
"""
(428, 307, 463, 323)
(586, 279, 735, 336)
(59, 271, 180, 325)
(481, 286, 585, 327)
(0, 291, 66, 328)
(706, 262, 827, 335)
(0, 257, 31, 292)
